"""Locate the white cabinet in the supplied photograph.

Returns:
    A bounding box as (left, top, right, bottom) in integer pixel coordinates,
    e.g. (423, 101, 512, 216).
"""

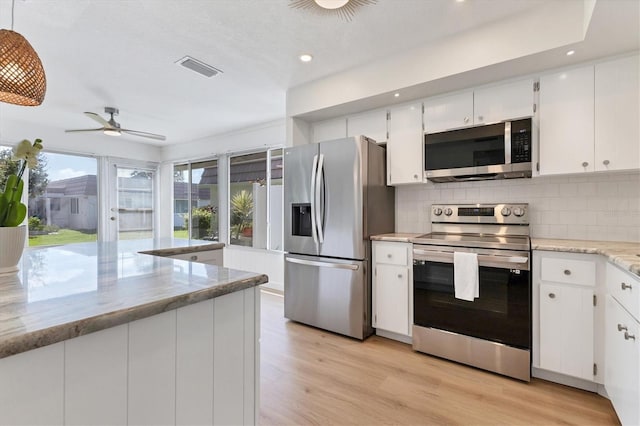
(386, 102, 423, 185)
(539, 65, 595, 175)
(423, 90, 473, 133)
(311, 117, 347, 143)
(170, 249, 223, 266)
(534, 251, 598, 382)
(539, 54, 640, 176)
(474, 79, 534, 124)
(372, 241, 412, 337)
(347, 108, 388, 143)
(605, 294, 639, 426)
(595, 54, 640, 172)
(423, 79, 533, 133)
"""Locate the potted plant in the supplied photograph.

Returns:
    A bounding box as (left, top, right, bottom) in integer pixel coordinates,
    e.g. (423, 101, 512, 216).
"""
(0, 139, 43, 274)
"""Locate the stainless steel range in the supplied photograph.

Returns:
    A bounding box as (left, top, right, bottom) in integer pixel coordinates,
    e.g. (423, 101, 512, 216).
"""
(412, 203, 531, 381)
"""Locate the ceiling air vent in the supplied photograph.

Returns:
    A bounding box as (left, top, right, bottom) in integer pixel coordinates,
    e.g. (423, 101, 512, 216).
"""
(175, 56, 223, 78)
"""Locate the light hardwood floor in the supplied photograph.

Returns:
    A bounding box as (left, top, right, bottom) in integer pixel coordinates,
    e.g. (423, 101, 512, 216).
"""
(259, 290, 619, 426)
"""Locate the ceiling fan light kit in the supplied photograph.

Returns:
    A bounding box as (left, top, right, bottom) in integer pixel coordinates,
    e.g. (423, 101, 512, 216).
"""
(289, 0, 377, 21)
(65, 107, 166, 141)
(0, 0, 47, 106)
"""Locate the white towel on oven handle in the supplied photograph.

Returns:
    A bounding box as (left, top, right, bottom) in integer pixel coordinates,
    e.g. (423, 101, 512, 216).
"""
(454, 251, 479, 302)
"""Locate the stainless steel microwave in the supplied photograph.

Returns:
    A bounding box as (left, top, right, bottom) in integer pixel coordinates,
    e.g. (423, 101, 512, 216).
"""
(424, 118, 532, 183)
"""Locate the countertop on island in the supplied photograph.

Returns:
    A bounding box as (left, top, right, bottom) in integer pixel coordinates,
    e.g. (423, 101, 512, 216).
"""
(0, 239, 267, 359)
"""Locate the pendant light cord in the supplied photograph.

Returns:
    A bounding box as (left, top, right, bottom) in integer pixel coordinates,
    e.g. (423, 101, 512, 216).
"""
(11, 0, 15, 30)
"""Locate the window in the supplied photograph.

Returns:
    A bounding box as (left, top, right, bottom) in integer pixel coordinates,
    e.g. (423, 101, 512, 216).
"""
(173, 159, 219, 241)
(25, 151, 98, 246)
(70, 198, 80, 214)
(228, 148, 283, 249)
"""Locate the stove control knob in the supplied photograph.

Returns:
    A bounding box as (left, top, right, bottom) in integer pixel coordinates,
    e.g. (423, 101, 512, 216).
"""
(444, 208, 453, 216)
(501, 207, 512, 217)
(513, 207, 526, 217)
(433, 207, 443, 216)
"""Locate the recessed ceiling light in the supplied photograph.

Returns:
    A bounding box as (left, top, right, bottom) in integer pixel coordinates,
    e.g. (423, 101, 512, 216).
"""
(566, 50, 575, 56)
(456, 0, 465, 3)
(299, 54, 313, 63)
(394, 93, 400, 97)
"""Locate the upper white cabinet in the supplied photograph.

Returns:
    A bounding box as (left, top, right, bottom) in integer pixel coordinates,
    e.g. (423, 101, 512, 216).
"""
(423, 90, 473, 133)
(539, 65, 595, 175)
(423, 79, 533, 133)
(539, 54, 640, 176)
(474, 79, 534, 124)
(347, 108, 388, 143)
(386, 102, 423, 185)
(311, 117, 347, 143)
(595, 55, 640, 172)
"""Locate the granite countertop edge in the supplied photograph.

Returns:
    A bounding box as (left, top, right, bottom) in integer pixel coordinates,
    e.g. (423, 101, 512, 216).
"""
(139, 242, 225, 257)
(0, 273, 267, 360)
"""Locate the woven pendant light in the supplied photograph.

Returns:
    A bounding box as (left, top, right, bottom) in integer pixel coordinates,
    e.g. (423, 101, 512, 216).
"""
(0, 29, 46, 106)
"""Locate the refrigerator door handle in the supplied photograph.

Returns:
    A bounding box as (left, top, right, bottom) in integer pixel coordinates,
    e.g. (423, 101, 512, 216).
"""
(315, 153, 325, 243)
(285, 257, 359, 270)
(310, 154, 319, 245)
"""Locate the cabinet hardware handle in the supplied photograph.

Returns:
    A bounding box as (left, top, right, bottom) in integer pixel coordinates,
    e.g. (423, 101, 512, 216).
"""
(478, 115, 484, 121)
(624, 331, 636, 341)
(190, 255, 198, 261)
(603, 160, 610, 166)
(110, 216, 116, 221)
(548, 293, 556, 299)
(387, 254, 392, 258)
(397, 274, 403, 279)
(618, 324, 628, 332)
(563, 269, 571, 275)
(621, 282, 632, 290)
(414, 174, 418, 179)
(582, 161, 589, 167)
(463, 117, 469, 123)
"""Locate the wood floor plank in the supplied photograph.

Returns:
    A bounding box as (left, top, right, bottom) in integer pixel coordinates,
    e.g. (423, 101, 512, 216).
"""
(259, 291, 619, 425)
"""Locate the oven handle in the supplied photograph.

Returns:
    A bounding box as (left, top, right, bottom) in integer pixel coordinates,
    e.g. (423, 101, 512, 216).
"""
(413, 248, 529, 269)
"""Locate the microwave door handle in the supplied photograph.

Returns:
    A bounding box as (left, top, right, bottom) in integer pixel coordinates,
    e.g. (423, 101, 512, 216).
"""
(504, 121, 512, 165)
(315, 153, 325, 243)
(310, 154, 319, 245)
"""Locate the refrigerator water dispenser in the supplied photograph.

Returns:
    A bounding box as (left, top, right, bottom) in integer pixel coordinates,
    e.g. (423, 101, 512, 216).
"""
(292, 203, 312, 236)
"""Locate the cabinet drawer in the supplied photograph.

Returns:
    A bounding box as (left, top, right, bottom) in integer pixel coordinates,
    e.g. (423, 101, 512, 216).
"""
(170, 250, 223, 266)
(540, 257, 596, 286)
(374, 242, 409, 266)
(607, 263, 640, 322)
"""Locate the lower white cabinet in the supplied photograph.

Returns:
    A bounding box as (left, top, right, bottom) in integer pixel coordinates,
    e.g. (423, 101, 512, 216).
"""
(533, 251, 599, 382)
(0, 288, 260, 426)
(372, 241, 412, 337)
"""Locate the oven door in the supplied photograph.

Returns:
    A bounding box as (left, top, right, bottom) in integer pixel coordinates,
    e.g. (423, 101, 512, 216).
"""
(413, 245, 531, 350)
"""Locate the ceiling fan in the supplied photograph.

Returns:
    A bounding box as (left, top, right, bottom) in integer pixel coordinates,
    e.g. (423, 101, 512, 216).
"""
(65, 107, 166, 141)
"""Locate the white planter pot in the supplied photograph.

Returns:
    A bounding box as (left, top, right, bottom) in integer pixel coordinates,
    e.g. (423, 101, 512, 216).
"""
(0, 225, 26, 274)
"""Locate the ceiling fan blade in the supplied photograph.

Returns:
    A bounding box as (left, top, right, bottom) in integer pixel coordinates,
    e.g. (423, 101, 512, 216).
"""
(65, 128, 104, 133)
(84, 112, 112, 128)
(120, 129, 167, 141)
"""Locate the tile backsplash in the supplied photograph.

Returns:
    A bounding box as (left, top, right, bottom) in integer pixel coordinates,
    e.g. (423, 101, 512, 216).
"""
(395, 171, 640, 242)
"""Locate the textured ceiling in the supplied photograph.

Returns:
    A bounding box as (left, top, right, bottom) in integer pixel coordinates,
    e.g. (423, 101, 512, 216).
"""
(0, 0, 636, 147)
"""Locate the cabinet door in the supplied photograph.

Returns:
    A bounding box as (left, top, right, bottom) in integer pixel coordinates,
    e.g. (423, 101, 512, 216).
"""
(595, 55, 640, 172)
(424, 90, 473, 133)
(387, 102, 423, 185)
(605, 295, 639, 426)
(347, 108, 388, 143)
(539, 283, 594, 380)
(474, 79, 534, 124)
(539, 66, 594, 175)
(374, 264, 410, 335)
(312, 118, 347, 143)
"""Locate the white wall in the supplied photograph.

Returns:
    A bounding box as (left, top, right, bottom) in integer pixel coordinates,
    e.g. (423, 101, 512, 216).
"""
(396, 171, 640, 242)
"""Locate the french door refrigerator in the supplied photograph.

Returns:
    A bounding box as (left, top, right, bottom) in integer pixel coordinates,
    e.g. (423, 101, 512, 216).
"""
(284, 136, 395, 339)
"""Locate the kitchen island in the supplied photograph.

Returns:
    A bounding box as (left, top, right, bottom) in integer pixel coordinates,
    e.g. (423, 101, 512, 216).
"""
(0, 240, 267, 426)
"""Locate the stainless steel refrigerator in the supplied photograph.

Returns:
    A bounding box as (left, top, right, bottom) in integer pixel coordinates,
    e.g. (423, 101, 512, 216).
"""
(283, 135, 395, 339)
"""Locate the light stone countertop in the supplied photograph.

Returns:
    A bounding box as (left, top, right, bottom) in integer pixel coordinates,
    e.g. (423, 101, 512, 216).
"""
(0, 239, 266, 359)
(370, 233, 423, 243)
(532, 238, 640, 277)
